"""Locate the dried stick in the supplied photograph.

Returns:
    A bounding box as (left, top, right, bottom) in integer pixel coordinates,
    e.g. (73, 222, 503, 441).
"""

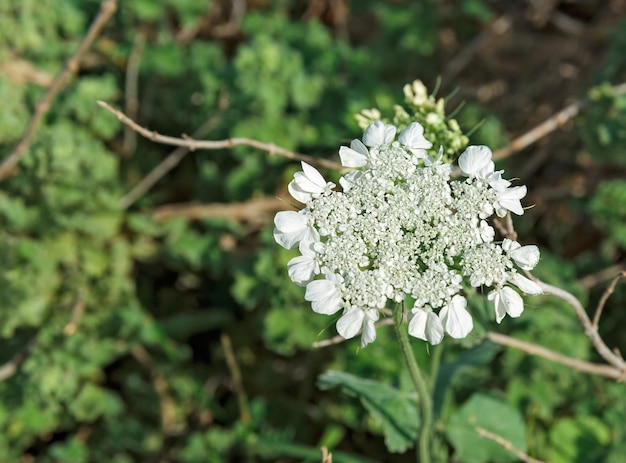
(592, 271, 626, 329)
(132, 345, 179, 436)
(122, 33, 145, 157)
(0, 0, 118, 181)
(321, 446, 333, 463)
(63, 290, 87, 336)
(475, 427, 546, 463)
(0, 351, 28, 382)
(120, 95, 227, 209)
(486, 332, 623, 380)
(221, 334, 251, 425)
(537, 279, 626, 374)
(97, 100, 344, 171)
(492, 82, 626, 162)
(578, 263, 626, 290)
(312, 318, 394, 348)
(150, 196, 286, 223)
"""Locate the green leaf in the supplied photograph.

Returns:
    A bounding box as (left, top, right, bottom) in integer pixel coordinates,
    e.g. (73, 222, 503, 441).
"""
(446, 394, 526, 463)
(547, 416, 611, 463)
(318, 370, 419, 453)
(433, 341, 500, 418)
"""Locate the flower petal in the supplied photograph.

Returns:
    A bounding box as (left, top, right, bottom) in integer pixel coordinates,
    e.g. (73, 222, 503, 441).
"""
(509, 245, 540, 270)
(510, 273, 543, 295)
(439, 295, 473, 339)
(458, 145, 493, 177)
(336, 308, 365, 339)
(398, 122, 432, 150)
(363, 120, 396, 147)
(305, 278, 343, 315)
(408, 309, 444, 345)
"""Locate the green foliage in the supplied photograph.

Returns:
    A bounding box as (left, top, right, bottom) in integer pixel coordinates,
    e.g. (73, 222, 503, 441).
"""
(1, 0, 626, 462)
(590, 179, 626, 249)
(445, 394, 527, 463)
(318, 370, 419, 453)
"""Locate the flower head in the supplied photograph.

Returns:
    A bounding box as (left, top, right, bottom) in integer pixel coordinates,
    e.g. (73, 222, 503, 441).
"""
(275, 118, 540, 346)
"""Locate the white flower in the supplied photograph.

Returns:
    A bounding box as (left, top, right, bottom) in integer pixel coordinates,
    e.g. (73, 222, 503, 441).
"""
(339, 139, 369, 167)
(288, 162, 336, 204)
(287, 241, 321, 286)
(336, 308, 380, 347)
(439, 295, 473, 339)
(479, 220, 495, 243)
(502, 239, 540, 270)
(488, 286, 524, 323)
(273, 211, 320, 249)
(398, 122, 433, 153)
(494, 185, 527, 217)
(408, 307, 444, 345)
(362, 120, 396, 147)
(486, 170, 511, 190)
(509, 273, 543, 295)
(305, 273, 344, 315)
(339, 170, 364, 191)
(458, 146, 493, 178)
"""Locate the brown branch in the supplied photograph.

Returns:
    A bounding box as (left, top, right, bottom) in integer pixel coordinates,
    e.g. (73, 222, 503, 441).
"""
(475, 426, 546, 463)
(312, 317, 394, 348)
(120, 91, 229, 209)
(63, 290, 87, 336)
(121, 32, 145, 157)
(221, 333, 251, 425)
(593, 271, 626, 329)
(486, 332, 623, 380)
(131, 346, 179, 436)
(578, 263, 626, 290)
(0, 0, 118, 181)
(492, 82, 626, 162)
(537, 279, 626, 374)
(0, 351, 28, 382)
(97, 100, 344, 171)
(150, 196, 287, 224)
(321, 446, 333, 463)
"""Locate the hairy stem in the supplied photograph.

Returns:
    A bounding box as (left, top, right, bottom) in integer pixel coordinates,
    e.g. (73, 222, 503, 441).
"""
(394, 304, 432, 463)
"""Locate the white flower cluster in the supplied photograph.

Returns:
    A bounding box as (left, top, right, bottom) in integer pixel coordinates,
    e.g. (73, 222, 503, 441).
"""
(274, 121, 542, 347)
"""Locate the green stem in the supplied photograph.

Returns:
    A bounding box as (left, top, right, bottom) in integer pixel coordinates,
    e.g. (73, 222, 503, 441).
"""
(393, 304, 432, 463)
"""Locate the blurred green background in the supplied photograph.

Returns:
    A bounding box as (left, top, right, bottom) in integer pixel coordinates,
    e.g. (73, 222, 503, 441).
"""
(1, 0, 626, 461)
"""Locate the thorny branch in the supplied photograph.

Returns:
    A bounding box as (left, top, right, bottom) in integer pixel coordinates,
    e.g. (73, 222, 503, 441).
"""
(0, 0, 118, 181)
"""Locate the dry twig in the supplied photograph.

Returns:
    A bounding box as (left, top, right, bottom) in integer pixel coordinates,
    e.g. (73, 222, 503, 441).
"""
(120, 91, 228, 209)
(476, 426, 546, 463)
(486, 332, 623, 380)
(97, 100, 343, 171)
(132, 346, 179, 436)
(592, 271, 626, 329)
(221, 333, 251, 425)
(492, 82, 626, 162)
(0, 0, 118, 180)
(63, 290, 87, 336)
(321, 446, 333, 463)
(150, 196, 286, 224)
(578, 263, 626, 290)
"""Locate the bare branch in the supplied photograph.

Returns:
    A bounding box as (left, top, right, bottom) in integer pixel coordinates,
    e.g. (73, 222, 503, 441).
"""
(476, 426, 546, 463)
(0, 0, 118, 181)
(0, 351, 28, 382)
(321, 446, 333, 463)
(97, 100, 344, 171)
(150, 196, 286, 224)
(63, 290, 87, 336)
(486, 332, 624, 380)
(593, 271, 626, 329)
(578, 263, 626, 289)
(537, 279, 626, 374)
(120, 91, 228, 209)
(122, 33, 146, 157)
(221, 333, 251, 425)
(492, 82, 626, 162)
(313, 318, 394, 348)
